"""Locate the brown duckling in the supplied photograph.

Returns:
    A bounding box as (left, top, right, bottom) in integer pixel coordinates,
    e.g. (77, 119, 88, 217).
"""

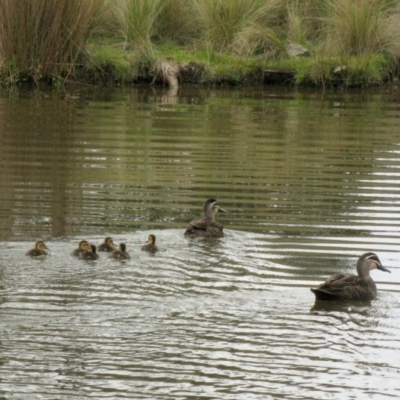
(26, 241, 49, 256)
(97, 236, 118, 252)
(311, 252, 391, 301)
(79, 244, 99, 260)
(109, 243, 130, 260)
(141, 234, 158, 252)
(71, 240, 91, 257)
(184, 198, 227, 238)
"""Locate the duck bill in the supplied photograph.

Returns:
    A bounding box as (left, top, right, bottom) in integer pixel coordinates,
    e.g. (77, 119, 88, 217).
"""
(218, 207, 227, 213)
(379, 265, 391, 273)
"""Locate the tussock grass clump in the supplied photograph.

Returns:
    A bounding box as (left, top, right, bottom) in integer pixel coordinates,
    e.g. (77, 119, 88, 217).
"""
(191, 0, 286, 56)
(111, 0, 164, 53)
(285, 0, 321, 45)
(0, 0, 103, 83)
(320, 0, 400, 57)
(157, 0, 194, 43)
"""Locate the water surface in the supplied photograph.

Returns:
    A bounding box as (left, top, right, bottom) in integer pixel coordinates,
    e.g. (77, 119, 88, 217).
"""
(0, 85, 399, 399)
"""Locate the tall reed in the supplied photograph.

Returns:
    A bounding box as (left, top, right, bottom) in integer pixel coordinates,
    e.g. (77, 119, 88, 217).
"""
(0, 0, 103, 82)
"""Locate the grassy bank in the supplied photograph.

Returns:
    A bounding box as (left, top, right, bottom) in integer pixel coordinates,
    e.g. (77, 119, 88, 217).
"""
(0, 0, 399, 88)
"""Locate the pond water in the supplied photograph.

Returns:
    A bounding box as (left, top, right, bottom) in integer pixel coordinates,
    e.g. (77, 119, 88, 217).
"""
(0, 84, 399, 399)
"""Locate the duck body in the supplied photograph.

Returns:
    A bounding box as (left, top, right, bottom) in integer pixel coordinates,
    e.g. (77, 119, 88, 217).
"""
(109, 243, 130, 260)
(71, 240, 91, 257)
(26, 241, 49, 256)
(79, 244, 99, 260)
(184, 198, 227, 238)
(141, 234, 158, 252)
(311, 252, 390, 301)
(97, 237, 118, 252)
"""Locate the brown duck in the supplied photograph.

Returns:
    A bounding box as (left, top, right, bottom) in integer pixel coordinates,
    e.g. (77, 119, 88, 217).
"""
(71, 240, 91, 257)
(141, 234, 158, 252)
(311, 252, 391, 301)
(109, 243, 130, 260)
(79, 244, 99, 260)
(97, 237, 118, 252)
(184, 198, 227, 238)
(26, 241, 49, 256)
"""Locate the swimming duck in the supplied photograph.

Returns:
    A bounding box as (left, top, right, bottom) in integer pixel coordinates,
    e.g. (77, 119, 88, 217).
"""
(79, 244, 99, 260)
(26, 241, 49, 256)
(310, 252, 391, 301)
(109, 243, 130, 260)
(141, 234, 158, 252)
(71, 240, 91, 257)
(184, 198, 227, 238)
(97, 236, 118, 252)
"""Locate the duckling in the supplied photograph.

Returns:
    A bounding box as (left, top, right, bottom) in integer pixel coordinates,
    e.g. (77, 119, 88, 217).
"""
(71, 240, 91, 257)
(97, 236, 118, 252)
(79, 244, 99, 260)
(109, 243, 130, 260)
(141, 234, 158, 252)
(184, 198, 227, 238)
(26, 241, 49, 256)
(311, 252, 391, 301)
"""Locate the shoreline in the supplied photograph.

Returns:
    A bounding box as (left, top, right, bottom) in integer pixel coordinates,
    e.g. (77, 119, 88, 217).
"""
(72, 40, 397, 89)
(2, 40, 396, 90)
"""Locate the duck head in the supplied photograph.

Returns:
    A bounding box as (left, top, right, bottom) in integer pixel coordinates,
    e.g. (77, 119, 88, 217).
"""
(357, 252, 390, 277)
(204, 198, 227, 218)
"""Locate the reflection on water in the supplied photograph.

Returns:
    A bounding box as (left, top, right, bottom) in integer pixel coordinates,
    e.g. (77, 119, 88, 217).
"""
(0, 86, 399, 399)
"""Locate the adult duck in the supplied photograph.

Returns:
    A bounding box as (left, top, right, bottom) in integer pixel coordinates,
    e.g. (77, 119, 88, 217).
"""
(310, 252, 390, 301)
(184, 198, 227, 238)
(26, 241, 49, 256)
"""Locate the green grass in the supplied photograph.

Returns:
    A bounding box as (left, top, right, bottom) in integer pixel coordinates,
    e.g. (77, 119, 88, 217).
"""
(86, 45, 135, 82)
(83, 36, 392, 86)
(202, 54, 262, 83)
(264, 53, 390, 86)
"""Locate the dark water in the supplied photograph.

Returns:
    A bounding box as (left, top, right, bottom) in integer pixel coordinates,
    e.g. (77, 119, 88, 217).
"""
(0, 85, 399, 399)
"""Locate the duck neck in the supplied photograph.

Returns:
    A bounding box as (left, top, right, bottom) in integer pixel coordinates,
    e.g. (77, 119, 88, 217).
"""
(357, 264, 371, 279)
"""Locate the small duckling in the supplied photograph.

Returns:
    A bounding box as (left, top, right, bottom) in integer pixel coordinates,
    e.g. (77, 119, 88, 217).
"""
(71, 240, 91, 257)
(79, 244, 99, 260)
(141, 234, 158, 252)
(97, 236, 118, 252)
(26, 241, 49, 256)
(109, 243, 130, 260)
